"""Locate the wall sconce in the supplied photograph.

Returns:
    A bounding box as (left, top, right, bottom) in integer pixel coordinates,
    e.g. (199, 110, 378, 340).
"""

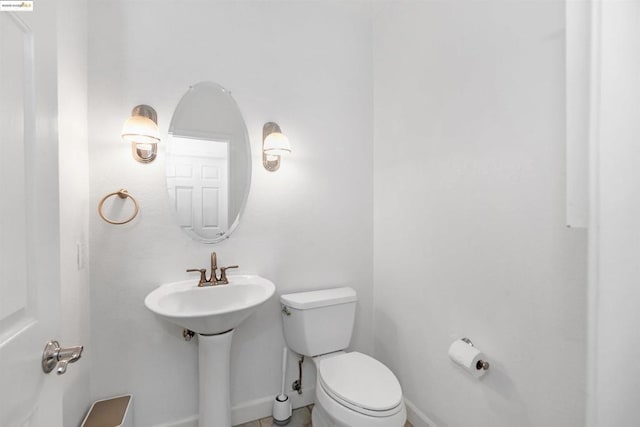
(121, 105, 160, 163)
(263, 122, 291, 172)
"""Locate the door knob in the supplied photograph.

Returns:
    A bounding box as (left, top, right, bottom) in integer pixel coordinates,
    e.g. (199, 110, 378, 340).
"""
(42, 340, 83, 375)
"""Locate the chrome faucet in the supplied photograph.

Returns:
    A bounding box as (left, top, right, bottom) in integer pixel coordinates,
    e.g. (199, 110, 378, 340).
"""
(187, 252, 238, 286)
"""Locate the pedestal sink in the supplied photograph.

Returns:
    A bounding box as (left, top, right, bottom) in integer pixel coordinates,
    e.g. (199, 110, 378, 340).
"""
(144, 275, 275, 427)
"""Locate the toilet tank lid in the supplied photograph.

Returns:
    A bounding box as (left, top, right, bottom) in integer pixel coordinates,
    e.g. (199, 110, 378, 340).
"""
(280, 287, 357, 310)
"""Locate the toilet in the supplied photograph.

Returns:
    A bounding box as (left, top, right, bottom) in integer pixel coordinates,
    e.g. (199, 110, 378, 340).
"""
(280, 287, 407, 427)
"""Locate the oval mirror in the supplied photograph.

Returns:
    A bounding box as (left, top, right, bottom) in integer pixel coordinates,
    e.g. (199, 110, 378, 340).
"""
(166, 82, 251, 243)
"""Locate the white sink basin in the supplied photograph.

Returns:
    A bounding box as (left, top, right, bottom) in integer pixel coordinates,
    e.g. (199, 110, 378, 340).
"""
(144, 274, 275, 334)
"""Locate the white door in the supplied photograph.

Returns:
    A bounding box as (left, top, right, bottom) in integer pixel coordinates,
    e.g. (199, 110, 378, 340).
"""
(0, 3, 63, 426)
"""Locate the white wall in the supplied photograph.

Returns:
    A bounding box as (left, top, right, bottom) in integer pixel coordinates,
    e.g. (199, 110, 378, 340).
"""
(372, 2, 587, 426)
(87, 1, 373, 425)
(57, 0, 91, 424)
(589, 2, 640, 426)
(83, 2, 597, 426)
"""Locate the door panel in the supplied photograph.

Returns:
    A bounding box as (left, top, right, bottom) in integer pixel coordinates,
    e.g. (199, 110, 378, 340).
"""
(0, 4, 61, 426)
(0, 10, 32, 340)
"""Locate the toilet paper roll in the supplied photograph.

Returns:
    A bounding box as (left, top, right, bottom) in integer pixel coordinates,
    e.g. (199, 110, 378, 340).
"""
(448, 339, 488, 378)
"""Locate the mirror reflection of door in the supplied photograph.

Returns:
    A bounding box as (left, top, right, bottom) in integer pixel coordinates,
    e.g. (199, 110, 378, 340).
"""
(167, 136, 230, 239)
(167, 82, 251, 243)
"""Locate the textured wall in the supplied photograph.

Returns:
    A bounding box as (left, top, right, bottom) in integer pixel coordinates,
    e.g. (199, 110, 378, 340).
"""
(87, 1, 373, 425)
(58, 0, 91, 424)
(372, 2, 587, 426)
(590, 2, 640, 425)
(85, 2, 592, 426)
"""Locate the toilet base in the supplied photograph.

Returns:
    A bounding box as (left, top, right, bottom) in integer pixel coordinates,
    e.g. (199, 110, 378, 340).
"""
(311, 404, 335, 427)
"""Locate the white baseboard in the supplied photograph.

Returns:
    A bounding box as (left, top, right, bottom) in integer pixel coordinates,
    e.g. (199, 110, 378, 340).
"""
(155, 390, 435, 427)
(405, 398, 438, 427)
(153, 387, 315, 427)
(231, 386, 315, 425)
(154, 415, 197, 427)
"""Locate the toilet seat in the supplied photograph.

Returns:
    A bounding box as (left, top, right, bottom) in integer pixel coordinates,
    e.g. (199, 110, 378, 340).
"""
(317, 352, 403, 417)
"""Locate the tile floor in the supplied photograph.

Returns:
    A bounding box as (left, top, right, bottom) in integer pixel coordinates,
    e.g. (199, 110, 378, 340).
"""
(234, 405, 313, 427)
(234, 405, 413, 427)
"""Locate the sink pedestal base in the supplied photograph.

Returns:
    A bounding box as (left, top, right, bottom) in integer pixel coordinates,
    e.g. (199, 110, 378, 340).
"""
(198, 330, 234, 427)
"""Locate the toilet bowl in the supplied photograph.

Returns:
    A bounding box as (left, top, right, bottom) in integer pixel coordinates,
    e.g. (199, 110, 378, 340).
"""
(280, 287, 406, 427)
(311, 351, 406, 427)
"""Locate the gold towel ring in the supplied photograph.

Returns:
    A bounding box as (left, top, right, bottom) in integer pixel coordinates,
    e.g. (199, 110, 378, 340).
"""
(98, 189, 139, 225)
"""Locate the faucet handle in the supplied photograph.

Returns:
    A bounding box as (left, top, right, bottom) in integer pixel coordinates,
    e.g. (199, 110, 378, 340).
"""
(210, 252, 218, 271)
(187, 268, 207, 286)
(218, 265, 239, 284)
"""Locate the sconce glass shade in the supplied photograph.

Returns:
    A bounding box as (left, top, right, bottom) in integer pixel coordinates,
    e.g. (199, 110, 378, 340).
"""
(262, 122, 290, 172)
(121, 115, 160, 144)
(263, 132, 291, 156)
(122, 105, 160, 163)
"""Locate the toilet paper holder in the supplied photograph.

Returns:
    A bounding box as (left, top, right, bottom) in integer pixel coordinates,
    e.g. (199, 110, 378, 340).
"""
(461, 338, 490, 371)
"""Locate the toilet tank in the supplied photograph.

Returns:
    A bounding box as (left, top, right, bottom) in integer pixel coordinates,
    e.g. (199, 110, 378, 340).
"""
(280, 287, 357, 357)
